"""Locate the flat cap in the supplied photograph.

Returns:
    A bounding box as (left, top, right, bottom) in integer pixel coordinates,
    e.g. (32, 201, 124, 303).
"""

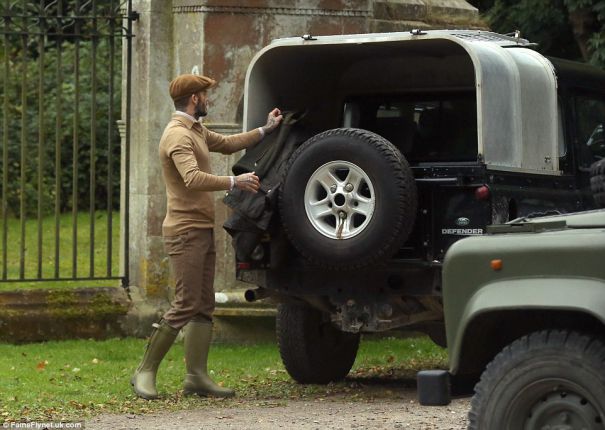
(169, 74, 216, 100)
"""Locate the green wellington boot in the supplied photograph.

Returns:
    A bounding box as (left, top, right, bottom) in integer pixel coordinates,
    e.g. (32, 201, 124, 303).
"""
(183, 320, 235, 398)
(131, 320, 179, 400)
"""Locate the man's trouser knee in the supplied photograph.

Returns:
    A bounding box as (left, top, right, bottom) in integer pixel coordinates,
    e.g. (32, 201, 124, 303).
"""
(162, 228, 216, 329)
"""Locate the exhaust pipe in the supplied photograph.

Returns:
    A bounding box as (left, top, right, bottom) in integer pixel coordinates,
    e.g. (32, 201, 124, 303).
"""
(244, 287, 273, 302)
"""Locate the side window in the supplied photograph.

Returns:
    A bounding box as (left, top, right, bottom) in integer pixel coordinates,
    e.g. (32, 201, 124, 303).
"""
(574, 95, 605, 169)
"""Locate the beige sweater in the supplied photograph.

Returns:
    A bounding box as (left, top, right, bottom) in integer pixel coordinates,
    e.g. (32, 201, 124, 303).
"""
(159, 113, 261, 236)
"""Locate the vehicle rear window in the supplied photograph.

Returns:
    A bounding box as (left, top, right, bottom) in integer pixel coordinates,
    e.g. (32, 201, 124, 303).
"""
(343, 94, 478, 162)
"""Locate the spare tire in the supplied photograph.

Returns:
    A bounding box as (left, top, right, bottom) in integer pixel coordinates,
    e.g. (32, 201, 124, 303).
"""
(591, 158, 605, 208)
(279, 128, 417, 270)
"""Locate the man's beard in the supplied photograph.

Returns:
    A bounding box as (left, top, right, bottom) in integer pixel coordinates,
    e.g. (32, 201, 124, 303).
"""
(194, 100, 207, 119)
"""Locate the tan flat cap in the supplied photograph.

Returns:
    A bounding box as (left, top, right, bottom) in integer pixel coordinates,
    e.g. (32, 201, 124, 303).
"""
(169, 74, 216, 100)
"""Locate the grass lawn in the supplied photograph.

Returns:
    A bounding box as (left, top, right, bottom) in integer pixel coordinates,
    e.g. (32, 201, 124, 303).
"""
(0, 211, 120, 291)
(0, 336, 447, 422)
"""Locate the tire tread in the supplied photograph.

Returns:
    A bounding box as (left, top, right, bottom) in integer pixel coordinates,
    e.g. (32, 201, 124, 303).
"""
(468, 329, 605, 429)
(276, 303, 360, 384)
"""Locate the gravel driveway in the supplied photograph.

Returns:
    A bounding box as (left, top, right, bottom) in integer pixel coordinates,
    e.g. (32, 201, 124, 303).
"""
(89, 392, 471, 430)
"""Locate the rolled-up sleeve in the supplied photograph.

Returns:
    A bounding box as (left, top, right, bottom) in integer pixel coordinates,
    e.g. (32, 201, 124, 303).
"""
(168, 137, 231, 190)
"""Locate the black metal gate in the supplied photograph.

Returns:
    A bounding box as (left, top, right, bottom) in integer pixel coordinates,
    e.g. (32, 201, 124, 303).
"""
(0, 0, 134, 285)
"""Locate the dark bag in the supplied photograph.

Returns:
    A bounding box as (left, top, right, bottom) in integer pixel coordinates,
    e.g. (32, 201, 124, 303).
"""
(222, 183, 279, 230)
(222, 110, 307, 261)
(222, 183, 280, 260)
(231, 110, 307, 178)
(222, 215, 263, 262)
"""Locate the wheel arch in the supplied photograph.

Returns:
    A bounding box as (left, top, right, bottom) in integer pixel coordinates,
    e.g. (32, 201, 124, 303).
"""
(448, 278, 605, 377)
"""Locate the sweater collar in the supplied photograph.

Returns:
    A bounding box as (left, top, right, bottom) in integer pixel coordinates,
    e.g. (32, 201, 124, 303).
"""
(173, 111, 201, 129)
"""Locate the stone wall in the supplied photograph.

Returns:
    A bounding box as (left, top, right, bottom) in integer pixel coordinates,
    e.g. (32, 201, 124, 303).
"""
(125, 0, 483, 328)
(0, 288, 130, 343)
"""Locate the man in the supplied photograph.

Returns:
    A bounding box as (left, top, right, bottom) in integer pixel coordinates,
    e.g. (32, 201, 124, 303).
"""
(131, 74, 282, 400)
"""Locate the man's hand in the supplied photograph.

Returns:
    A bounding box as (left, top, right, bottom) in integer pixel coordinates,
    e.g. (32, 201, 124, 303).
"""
(235, 172, 260, 193)
(261, 108, 283, 135)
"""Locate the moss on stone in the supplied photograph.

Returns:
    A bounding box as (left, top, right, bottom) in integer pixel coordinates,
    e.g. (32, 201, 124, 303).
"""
(46, 289, 79, 307)
(89, 290, 130, 316)
(139, 256, 170, 299)
(0, 287, 130, 342)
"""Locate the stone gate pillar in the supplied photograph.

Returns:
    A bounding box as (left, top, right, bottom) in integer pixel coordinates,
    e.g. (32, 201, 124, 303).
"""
(123, 0, 175, 330)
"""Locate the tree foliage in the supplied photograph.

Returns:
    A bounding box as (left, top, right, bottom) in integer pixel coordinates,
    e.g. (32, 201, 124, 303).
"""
(469, 0, 605, 68)
(0, 2, 122, 217)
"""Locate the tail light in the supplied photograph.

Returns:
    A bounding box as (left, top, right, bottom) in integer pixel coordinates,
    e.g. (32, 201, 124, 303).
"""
(475, 185, 490, 201)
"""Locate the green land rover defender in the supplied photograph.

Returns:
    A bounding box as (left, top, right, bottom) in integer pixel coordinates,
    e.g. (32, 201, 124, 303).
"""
(422, 208, 605, 429)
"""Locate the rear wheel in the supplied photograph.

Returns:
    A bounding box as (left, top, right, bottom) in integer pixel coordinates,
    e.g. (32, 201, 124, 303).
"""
(469, 330, 605, 430)
(276, 303, 360, 384)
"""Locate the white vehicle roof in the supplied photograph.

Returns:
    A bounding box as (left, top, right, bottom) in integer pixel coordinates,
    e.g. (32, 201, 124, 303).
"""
(244, 30, 559, 174)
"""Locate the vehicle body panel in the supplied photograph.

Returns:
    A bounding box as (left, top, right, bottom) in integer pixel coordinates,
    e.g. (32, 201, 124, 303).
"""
(443, 211, 605, 374)
(244, 30, 559, 173)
